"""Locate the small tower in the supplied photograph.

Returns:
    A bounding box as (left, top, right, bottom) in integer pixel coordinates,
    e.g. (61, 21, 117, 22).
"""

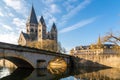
(51, 22, 57, 42)
(26, 5, 38, 41)
(97, 35, 102, 45)
(38, 16, 47, 41)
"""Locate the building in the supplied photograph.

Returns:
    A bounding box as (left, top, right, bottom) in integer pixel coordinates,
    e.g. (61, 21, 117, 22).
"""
(70, 36, 120, 56)
(18, 6, 57, 51)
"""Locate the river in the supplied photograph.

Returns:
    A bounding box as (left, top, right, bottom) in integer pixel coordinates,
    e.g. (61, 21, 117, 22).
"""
(0, 67, 120, 80)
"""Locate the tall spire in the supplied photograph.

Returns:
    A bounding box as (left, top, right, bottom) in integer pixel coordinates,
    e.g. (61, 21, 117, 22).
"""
(39, 16, 45, 25)
(97, 35, 102, 45)
(51, 22, 57, 32)
(27, 5, 38, 24)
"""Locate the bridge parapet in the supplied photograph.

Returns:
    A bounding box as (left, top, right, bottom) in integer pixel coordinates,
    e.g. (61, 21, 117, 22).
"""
(0, 42, 71, 68)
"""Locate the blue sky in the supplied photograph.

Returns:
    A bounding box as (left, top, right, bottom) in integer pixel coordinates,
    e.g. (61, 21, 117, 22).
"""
(0, 0, 120, 52)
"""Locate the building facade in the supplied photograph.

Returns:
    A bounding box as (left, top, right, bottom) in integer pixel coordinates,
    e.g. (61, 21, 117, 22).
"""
(70, 36, 120, 56)
(18, 6, 57, 51)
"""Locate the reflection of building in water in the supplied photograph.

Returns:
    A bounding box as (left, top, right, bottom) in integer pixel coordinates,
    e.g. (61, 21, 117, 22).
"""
(70, 36, 120, 55)
(75, 68, 120, 80)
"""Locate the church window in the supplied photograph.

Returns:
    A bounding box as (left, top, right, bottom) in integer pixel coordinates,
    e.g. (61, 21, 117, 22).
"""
(30, 28, 34, 32)
(35, 30, 37, 33)
(27, 29, 29, 32)
(39, 29, 41, 32)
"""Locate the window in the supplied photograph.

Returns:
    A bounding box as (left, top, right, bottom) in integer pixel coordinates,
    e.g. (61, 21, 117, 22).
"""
(35, 30, 37, 33)
(39, 29, 41, 32)
(30, 28, 34, 32)
(27, 29, 29, 32)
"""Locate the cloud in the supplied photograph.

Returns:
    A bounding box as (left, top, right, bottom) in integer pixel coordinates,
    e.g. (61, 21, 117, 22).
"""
(59, 0, 91, 26)
(2, 24, 13, 31)
(0, 32, 18, 44)
(63, 0, 77, 12)
(59, 17, 97, 33)
(41, 0, 60, 27)
(0, 8, 4, 17)
(12, 18, 26, 32)
(0, 23, 13, 31)
(3, 0, 23, 10)
(0, 12, 4, 17)
(13, 18, 25, 27)
(50, 4, 61, 14)
(8, 13, 14, 17)
(3, 0, 28, 15)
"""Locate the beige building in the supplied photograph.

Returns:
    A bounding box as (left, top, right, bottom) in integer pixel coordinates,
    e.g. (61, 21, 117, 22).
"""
(70, 36, 120, 56)
(18, 6, 57, 51)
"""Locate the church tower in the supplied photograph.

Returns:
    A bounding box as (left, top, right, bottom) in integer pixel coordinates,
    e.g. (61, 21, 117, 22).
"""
(26, 5, 38, 41)
(38, 16, 47, 41)
(51, 23, 57, 42)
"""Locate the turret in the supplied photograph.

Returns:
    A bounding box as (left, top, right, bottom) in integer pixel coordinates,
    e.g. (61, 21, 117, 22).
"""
(51, 22, 57, 42)
(38, 16, 47, 41)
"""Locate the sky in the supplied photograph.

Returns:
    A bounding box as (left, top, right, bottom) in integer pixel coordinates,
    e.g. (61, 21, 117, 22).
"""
(0, 0, 120, 53)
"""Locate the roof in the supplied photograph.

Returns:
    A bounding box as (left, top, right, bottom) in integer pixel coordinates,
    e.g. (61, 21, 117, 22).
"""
(51, 22, 57, 32)
(27, 6, 38, 24)
(22, 32, 30, 40)
(39, 16, 46, 26)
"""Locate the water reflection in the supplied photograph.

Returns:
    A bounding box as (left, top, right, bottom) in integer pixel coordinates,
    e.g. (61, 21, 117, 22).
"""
(0, 67, 11, 79)
(1, 67, 120, 80)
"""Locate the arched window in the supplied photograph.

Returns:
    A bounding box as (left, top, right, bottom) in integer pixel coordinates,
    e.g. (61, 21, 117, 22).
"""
(39, 29, 41, 32)
(27, 29, 29, 32)
(30, 28, 34, 32)
(35, 30, 37, 33)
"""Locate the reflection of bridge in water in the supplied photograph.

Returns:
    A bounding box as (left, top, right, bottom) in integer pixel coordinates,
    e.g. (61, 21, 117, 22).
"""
(0, 42, 71, 68)
(1, 67, 120, 80)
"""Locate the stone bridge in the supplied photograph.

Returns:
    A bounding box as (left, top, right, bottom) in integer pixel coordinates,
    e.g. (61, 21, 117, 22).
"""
(0, 42, 71, 68)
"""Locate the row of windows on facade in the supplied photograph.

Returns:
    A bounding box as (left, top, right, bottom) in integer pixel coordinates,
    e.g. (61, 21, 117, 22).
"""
(75, 46, 120, 50)
(27, 28, 46, 33)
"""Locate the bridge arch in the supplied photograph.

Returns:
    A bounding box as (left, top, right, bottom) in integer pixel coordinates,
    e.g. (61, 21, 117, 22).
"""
(0, 56, 34, 68)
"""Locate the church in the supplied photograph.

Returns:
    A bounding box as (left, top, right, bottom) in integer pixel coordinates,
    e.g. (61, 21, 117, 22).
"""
(18, 6, 58, 52)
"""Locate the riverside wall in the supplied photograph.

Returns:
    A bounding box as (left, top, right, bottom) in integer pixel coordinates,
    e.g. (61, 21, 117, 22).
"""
(72, 54, 120, 68)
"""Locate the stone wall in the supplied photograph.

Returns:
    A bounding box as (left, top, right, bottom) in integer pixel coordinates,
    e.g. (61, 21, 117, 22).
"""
(73, 54, 120, 68)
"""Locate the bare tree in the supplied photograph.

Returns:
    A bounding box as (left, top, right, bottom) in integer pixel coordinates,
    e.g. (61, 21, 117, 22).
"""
(102, 31, 120, 45)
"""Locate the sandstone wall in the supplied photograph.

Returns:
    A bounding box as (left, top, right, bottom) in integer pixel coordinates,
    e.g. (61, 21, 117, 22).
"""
(73, 54, 120, 68)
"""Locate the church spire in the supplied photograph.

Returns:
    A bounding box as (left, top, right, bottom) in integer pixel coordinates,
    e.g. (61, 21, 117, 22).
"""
(27, 5, 38, 24)
(51, 22, 57, 32)
(97, 35, 102, 45)
(39, 16, 46, 25)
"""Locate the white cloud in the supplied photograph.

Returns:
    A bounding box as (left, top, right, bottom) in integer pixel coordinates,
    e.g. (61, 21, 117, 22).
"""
(12, 18, 26, 32)
(42, 0, 54, 4)
(2, 24, 13, 31)
(3, 0, 27, 15)
(13, 18, 25, 28)
(0, 23, 13, 31)
(60, 0, 91, 25)
(0, 32, 18, 44)
(48, 16, 57, 27)
(63, 0, 77, 12)
(3, 0, 22, 10)
(59, 17, 97, 33)
(0, 12, 4, 17)
(8, 13, 14, 17)
(43, 10, 57, 27)
(50, 4, 61, 14)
